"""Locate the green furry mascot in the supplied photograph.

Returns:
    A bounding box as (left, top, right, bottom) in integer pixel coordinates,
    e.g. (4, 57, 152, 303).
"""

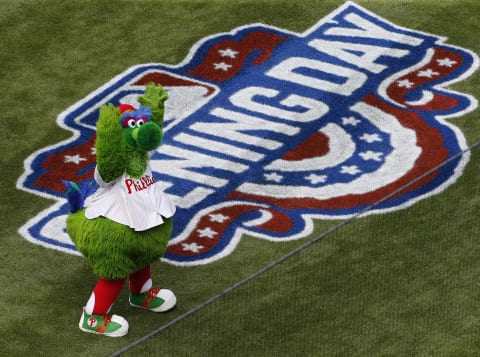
(65, 83, 176, 337)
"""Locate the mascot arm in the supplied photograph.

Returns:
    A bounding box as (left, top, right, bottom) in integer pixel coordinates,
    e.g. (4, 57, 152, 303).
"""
(95, 103, 127, 183)
(137, 82, 168, 129)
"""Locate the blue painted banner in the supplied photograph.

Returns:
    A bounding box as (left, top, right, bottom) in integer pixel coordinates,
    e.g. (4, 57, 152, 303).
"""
(17, 1, 478, 265)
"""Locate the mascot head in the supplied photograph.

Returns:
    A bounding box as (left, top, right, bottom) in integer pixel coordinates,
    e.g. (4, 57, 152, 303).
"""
(118, 104, 163, 152)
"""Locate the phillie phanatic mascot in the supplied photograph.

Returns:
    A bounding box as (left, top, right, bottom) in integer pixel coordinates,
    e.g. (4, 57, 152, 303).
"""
(64, 83, 176, 337)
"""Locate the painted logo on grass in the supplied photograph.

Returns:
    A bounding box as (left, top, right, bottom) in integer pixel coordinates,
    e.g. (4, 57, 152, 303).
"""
(17, 1, 478, 266)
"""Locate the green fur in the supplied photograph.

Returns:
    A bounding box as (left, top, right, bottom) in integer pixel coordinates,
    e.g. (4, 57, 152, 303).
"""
(137, 122, 162, 151)
(123, 122, 162, 153)
(66, 84, 172, 279)
(138, 82, 168, 128)
(67, 209, 173, 280)
(125, 149, 148, 178)
(96, 83, 167, 181)
(96, 104, 127, 183)
(123, 127, 136, 147)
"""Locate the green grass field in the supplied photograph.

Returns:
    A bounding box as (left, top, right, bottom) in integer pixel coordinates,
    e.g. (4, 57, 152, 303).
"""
(2, 0, 480, 356)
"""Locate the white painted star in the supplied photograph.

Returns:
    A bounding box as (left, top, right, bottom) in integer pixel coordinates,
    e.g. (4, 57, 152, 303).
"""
(417, 69, 439, 78)
(218, 48, 239, 58)
(64, 154, 87, 165)
(342, 116, 361, 126)
(264, 172, 283, 183)
(397, 79, 414, 88)
(305, 173, 327, 184)
(340, 165, 361, 175)
(437, 58, 457, 67)
(209, 213, 230, 223)
(360, 133, 382, 143)
(197, 227, 218, 239)
(359, 150, 383, 161)
(182, 242, 203, 253)
(214, 62, 232, 71)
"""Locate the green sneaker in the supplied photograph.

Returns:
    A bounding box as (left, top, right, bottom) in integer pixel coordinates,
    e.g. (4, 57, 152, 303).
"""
(79, 308, 129, 337)
(129, 287, 176, 312)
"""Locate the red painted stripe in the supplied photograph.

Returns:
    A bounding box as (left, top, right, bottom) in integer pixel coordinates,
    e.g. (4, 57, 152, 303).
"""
(187, 30, 288, 82)
(386, 47, 462, 111)
(226, 94, 449, 210)
(282, 130, 330, 161)
(166, 204, 293, 256)
(34, 134, 97, 193)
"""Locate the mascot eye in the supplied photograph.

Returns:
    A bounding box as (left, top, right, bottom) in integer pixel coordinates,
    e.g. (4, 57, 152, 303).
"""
(120, 115, 137, 128)
(127, 118, 137, 128)
(136, 119, 145, 127)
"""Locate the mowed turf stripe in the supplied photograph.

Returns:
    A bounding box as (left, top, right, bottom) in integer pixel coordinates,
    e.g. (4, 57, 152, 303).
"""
(111, 139, 480, 357)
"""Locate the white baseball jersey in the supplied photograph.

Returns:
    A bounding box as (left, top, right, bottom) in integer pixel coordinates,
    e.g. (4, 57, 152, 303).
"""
(85, 160, 176, 231)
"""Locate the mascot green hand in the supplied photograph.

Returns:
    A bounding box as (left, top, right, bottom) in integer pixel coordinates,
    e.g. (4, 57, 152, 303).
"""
(65, 83, 176, 337)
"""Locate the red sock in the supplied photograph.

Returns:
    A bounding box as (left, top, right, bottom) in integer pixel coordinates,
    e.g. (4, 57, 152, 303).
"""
(86, 278, 126, 315)
(129, 265, 152, 294)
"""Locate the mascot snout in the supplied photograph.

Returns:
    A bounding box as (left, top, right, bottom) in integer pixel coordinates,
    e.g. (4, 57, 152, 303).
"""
(134, 121, 162, 151)
(119, 104, 163, 152)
